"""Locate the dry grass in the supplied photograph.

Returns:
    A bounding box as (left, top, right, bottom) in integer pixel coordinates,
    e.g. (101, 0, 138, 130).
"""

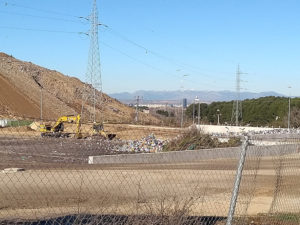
(163, 128, 241, 151)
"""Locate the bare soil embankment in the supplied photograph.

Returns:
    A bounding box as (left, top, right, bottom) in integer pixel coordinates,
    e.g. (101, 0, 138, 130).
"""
(0, 74, 41, 118)
(0, 53, 159, 124)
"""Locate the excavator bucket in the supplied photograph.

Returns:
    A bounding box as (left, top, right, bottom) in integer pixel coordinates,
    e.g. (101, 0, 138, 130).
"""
(107, 134, 116, 140)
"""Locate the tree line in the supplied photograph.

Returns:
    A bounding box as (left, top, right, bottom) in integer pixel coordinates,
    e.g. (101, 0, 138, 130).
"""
(185, 96, 300, 128)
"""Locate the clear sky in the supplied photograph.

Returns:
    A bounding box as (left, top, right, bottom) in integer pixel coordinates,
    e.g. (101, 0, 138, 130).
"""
(0, 0, 299, 96)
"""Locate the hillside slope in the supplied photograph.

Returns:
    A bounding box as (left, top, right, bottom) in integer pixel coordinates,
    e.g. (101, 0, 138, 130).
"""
(0, 74, 41, 118)
(0, 53, 156, 124)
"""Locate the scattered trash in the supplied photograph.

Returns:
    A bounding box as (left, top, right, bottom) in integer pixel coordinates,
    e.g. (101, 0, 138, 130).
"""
(118, 134, 166, 153)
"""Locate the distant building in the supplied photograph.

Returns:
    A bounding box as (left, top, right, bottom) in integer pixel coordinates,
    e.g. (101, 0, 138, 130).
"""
(140, 104, 168, 108)
(182, 98, 187, 108)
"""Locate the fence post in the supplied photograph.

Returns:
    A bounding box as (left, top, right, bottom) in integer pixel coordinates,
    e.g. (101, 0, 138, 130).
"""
(226, 136, 249, 225)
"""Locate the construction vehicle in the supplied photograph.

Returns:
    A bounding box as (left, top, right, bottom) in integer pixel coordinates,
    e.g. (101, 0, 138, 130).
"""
(40, 115, 82, 138)
(40, 114, 116, 139)
(92, 123, 116, 140)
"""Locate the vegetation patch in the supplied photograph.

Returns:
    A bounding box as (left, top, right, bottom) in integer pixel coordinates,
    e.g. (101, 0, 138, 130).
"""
(232, 213, 300, 225)
(7, 120, 33, 127)
(163, 128, 241, 151)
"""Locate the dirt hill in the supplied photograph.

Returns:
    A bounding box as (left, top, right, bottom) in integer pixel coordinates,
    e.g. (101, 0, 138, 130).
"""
(0, 53, 158, 124)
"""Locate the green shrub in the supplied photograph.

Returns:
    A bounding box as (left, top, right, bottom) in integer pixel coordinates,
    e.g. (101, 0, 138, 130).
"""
(8, 120, 33, 127)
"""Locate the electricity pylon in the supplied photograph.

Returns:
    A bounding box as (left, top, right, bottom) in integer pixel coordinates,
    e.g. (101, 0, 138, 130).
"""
(231, 64, 246, 126)
(81, 0, 102, 123)
(135, 96, 142, 122)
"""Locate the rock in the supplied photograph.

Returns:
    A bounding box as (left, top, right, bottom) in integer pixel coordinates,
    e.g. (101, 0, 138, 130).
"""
(29, 121, 40, 131)
(2, 168, 25, 173)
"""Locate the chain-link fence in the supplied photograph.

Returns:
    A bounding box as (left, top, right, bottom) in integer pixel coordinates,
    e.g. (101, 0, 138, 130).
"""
(0, 119, 300, 225)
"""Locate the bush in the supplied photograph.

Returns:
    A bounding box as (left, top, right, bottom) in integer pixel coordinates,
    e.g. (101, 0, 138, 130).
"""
(163, 128, 241, 151)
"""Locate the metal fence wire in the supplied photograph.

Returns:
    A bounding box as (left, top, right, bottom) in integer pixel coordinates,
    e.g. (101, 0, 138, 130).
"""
(0, 121, 300, 225)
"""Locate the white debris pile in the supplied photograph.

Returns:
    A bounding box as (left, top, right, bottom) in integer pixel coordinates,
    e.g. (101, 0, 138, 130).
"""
(118, 134, 166, 153)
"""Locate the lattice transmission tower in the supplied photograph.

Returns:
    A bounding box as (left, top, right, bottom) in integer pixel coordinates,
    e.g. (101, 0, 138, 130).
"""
(81, 0, 102, 123)
(231, 64, 246, 126)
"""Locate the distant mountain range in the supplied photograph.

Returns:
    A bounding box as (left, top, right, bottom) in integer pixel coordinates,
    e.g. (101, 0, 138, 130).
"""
(109, 90, 284, 104)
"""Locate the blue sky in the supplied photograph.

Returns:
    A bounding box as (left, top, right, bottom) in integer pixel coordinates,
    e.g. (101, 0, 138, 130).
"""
(0, 0, 299, 96)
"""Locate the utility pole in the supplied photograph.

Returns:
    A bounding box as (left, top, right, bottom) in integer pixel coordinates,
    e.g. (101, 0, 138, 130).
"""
(38, 75, 43, 121)
(231, 65, 246, 126)
(81, 0, 103, 123)
(40, 87, 43, 121)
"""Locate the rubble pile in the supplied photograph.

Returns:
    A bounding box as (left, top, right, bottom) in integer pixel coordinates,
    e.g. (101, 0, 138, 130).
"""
(119, 134, 166, 153)
(210, 128, 300, 137)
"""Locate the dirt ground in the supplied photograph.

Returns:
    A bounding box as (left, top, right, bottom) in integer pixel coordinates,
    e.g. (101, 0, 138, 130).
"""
(1, 157, 299, 221)
(0, 124, 183, 169)
(104, 124, 183, 140)
(0, 128, 300, 224)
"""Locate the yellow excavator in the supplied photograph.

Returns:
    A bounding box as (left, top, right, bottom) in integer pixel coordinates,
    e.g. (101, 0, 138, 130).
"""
(40, 115, 116, 139)
(40, 115, 82, 138)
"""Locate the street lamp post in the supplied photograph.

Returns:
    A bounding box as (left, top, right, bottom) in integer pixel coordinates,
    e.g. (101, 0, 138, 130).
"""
(217, 109, 221, 125)
(180, 74, 189, 128)
(194, 96, 200, 125)
(198, 98, 200, 125)
(198, 103, 200, 125)
(181, 100, 184, 128)
(192, 99, 195, 124)
(288, 86, 291, 131)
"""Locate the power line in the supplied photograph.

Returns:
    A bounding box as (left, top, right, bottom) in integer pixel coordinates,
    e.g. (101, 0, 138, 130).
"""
(0, 23, 234, 90)
(0, 25, 85, 34)
(0, 1, 259, 93)
(1, 1, 80, 18)
(103, 26, 233, 81)
(100, 41, 173, 76)
(1, 0, 233, 83)
(100, 41, 231, 91)
(0, 10, 88, 24)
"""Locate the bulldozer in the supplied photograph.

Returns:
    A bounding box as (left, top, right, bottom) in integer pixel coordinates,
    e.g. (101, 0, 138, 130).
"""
(40, 114, 116, 139)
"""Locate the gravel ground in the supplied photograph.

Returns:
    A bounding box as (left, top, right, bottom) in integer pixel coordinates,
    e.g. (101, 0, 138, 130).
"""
(0, 136, 123, 169)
